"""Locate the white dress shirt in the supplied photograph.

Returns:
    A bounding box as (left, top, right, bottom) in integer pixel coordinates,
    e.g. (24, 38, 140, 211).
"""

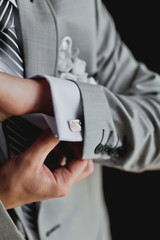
(9, 0, 17, 7)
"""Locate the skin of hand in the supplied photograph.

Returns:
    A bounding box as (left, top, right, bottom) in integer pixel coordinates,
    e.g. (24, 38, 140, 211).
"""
(0, 72, 94, 208)
(0, 129, 94, 209)
(0, 72, 53, 122)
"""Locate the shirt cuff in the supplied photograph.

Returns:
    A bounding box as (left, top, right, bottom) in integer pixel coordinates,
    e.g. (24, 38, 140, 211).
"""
(32, 75, 83, 142)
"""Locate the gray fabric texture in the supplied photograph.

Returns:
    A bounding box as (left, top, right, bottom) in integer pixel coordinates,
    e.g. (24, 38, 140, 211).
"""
(0, 201, 25, 240)
(0, 0, 160, 239)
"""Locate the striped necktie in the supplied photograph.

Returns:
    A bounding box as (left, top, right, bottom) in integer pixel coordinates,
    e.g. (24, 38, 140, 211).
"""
(0, 0, 24, 77)
(0, 1, 39, 239)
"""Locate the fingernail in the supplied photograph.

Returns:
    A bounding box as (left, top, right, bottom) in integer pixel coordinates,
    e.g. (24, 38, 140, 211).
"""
(60, 156, 67, 166)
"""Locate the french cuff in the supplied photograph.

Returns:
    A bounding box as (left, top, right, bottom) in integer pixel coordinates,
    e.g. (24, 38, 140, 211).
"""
(33, 75, 83, 141)
(73, 81, 117, 159)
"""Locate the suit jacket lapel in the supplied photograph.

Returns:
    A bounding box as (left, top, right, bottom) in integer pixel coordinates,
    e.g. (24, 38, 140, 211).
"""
(17, 0, 58, 78)
(11, 0, 58, 237)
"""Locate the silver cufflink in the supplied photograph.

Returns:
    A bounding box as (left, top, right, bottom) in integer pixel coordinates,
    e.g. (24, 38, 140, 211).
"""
(69, 119, 82, 132)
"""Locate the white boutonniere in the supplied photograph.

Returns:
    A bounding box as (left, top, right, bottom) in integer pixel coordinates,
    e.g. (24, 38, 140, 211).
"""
(58, 36, 97, 85)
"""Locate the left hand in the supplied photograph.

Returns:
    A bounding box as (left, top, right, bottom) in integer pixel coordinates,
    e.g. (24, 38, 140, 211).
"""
(0, 72, 53, 122)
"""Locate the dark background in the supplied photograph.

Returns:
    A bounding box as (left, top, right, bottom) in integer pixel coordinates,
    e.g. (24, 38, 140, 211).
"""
(102, 1, 160, 240)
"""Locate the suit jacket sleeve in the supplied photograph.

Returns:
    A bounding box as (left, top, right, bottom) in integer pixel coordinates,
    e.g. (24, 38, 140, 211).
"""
(74, 0, 160, 172)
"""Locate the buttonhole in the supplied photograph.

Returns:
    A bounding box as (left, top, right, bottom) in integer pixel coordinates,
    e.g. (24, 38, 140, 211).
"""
(46, 224, 61, 237)
(94, 129, 105, 154)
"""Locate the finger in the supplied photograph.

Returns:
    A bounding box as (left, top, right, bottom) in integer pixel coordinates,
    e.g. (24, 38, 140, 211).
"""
(25, 128, 59, 166)
(74, 159, 94, 183)
(48, 159, 93, 198)
(45, 151, 68, 171)
(63, 142, 83, 160)
(59, 156, 67, 166)
(52, 158, 88, 188)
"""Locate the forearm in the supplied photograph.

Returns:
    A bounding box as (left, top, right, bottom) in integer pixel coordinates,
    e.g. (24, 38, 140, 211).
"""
(74, 1, 159, 171)
(0, 72, 53, 121)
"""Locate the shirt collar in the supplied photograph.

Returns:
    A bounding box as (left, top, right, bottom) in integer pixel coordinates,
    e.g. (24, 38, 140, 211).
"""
(9, 0, 18, 8)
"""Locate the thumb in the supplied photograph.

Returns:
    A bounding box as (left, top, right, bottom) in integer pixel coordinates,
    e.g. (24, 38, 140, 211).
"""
(25, 128, 59, 166)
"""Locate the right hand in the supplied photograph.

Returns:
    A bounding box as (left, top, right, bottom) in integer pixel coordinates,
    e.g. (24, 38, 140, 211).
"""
(0, 129, 94, 209)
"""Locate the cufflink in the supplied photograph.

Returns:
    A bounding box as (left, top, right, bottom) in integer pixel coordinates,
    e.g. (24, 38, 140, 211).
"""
(69, 119, 82, 132)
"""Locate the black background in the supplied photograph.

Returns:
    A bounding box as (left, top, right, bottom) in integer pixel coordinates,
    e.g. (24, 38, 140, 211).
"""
(102, 1, 160, 240)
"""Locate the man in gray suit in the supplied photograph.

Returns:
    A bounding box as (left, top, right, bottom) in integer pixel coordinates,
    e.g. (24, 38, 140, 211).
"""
(0, 0, 160, 240)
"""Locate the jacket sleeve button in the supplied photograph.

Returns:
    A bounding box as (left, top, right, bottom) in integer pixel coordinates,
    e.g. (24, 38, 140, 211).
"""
(94, 144, 104, 154)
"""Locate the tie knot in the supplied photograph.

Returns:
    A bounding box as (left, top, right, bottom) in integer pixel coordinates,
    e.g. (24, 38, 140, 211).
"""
(0, 0, 15, 32)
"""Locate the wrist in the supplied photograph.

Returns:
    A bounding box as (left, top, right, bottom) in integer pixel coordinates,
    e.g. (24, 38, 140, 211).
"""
(0, 72, 53, 121)
(26, 79, 53, 115)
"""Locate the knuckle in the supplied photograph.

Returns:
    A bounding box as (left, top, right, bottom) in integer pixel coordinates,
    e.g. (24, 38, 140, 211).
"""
(59, 184, 71, 197)
(63, 184, 71, 196)
(87, 160, 94, 174)
(53, 174, 71, 197)
(17, 153, 32, 169)
(90, 162, 95, 173)
(53, 169, 72, 197)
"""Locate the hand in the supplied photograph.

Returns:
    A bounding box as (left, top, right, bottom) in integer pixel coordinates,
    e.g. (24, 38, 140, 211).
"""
(0, 72, 53, 122)
(49, 141, 83, 167)
(48, 141, 95, 183)
(0, 130, 94, 209)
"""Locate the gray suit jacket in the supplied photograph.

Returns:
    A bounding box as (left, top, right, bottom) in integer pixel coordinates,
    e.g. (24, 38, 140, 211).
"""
(0, 0, 160, 239)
